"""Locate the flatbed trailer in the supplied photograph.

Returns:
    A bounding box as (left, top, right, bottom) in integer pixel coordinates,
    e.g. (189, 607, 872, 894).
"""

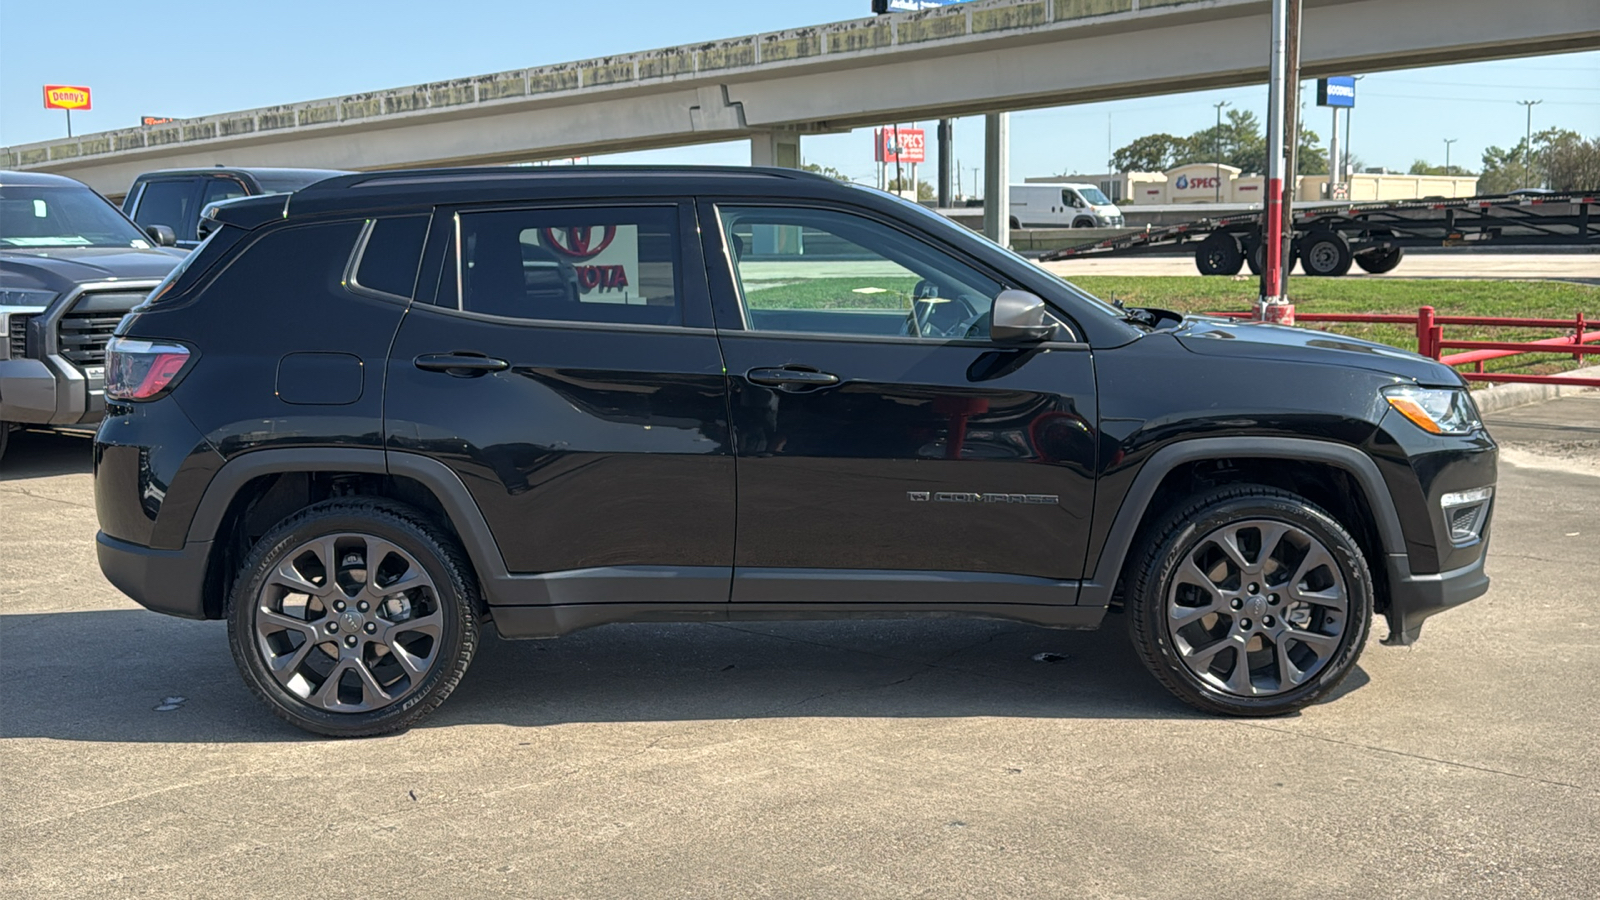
(1039, 192, 1598, 276)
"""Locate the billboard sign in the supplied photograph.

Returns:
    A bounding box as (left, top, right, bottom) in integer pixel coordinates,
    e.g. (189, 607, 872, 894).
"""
(875, 127, 926, 164)
(141, 116, 175, 127)
(1317, 76, 1356, 108)
(43, 85, 92, 110)
(872, 1, 976, 11)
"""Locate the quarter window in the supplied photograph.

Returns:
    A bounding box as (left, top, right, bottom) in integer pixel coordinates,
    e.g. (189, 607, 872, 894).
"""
(353, 216, 430, 300)
(455, 207, 681, 326)
(718, 205, 1004, 341)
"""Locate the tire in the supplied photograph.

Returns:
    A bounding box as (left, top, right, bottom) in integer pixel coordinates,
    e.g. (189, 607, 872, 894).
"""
(1355, 246, 1404, 274)
(1194, 233, 1245, 276)
(226, 498, 480, 737)
(1125, 485, 1372, 717)
(1301, 232, 1354, 277)
(1247, 241, 1298, 276)
(1009, 215, 1022, 231)
(1073, 218, 1096, 229)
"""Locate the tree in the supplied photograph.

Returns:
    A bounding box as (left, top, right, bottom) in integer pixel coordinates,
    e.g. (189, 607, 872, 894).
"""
(1539, 129, 1600, 191)
(1409, 159, 1454, 176)
(1478, 140, 1537, 194)
(1111, 133, 1186, 172)
(802, 162, 851, 182)
(1296, 126, 1327, 176)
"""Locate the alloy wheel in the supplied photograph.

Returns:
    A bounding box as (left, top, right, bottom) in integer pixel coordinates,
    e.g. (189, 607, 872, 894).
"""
(1166, 518, 1349, 697)
(252, 533, 444, 713)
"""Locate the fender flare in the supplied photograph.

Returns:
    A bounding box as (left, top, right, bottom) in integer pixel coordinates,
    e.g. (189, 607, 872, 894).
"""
(186, 447, 514, 590)
(1077, 437, 1407, 607)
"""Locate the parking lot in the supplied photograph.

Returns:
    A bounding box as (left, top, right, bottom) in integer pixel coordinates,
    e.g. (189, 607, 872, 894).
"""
(2, 396, 1598, 899)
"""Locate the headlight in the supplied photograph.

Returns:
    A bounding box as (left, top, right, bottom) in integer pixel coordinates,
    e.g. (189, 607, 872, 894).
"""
(1383, 386, 1481, 435)
(0, 288, 57, 306)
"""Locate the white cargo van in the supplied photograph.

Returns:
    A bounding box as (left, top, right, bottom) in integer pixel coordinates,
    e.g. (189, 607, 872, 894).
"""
(1009, 183, 1125, 228)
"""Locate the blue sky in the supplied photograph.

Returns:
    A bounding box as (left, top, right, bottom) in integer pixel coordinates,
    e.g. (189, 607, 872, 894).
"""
(2, 0, 1595, 187)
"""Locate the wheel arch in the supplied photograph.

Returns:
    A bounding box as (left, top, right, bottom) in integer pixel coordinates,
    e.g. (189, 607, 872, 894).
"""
(1081, 438, 1405, 611)
(187, 449, 508, 618)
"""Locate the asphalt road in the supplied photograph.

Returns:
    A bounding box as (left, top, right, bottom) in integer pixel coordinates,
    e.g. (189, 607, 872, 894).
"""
(1041, 251, 1600, 282)
(2, 398, 1598, 899)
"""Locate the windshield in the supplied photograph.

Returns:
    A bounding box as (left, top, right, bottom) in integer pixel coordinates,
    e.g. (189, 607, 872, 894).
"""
(0, 184, 152, 249)
(846, 183, 1127, 319)
(1078, 187, 1112, 206)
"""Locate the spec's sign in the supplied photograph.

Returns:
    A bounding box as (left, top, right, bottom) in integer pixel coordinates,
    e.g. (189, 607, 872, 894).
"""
(875, 127, 926, 164)
(43, 85, 92, 110)
(1317, 76, 1356, 108)
(141, 116, 175, 126)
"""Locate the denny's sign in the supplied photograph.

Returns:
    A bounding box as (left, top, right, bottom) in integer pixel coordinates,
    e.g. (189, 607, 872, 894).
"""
(44, 85, 92, 110)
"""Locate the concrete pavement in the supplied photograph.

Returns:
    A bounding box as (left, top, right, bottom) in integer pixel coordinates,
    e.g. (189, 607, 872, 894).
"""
(2, 399, 1598, 898)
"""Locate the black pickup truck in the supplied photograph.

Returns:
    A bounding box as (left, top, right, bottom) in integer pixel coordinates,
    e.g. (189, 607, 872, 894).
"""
(1, 171, 185, 461)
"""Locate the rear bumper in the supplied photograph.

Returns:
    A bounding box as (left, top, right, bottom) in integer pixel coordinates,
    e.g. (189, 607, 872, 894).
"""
(1382, 544, 1490, 646)
(97, 531, 212, 620)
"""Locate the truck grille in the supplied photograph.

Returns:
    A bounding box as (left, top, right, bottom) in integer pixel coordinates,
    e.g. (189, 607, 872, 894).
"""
(7, 314, 29, 359)
(57, 291, 147, 368)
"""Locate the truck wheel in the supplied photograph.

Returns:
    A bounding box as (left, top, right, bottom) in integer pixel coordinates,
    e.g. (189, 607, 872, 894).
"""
(1355, 246, 1404, 274)
(1301, 232, 1354, 277)
(227, 498, 480, 737)
(1073, 218, 1096, 228)
(1195, 233, 1245, 276)
(1125, 485, 1372, 717)
(1247, 241, 1299, 276)
(1009, 215, 1022, 231)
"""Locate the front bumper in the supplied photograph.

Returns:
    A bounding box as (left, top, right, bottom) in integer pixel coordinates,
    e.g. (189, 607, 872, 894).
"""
(1381, 541, 1490, 646)
(0, 356, 102, 426)
(97, 531, 213, 620)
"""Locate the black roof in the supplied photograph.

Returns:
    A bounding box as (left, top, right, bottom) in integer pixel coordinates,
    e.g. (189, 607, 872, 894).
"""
(0, 170, 95, 188)
(132, 166, 349, 180)
(286, 165, 852, 217)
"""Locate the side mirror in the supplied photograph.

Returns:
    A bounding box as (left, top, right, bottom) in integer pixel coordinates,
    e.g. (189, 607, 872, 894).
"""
(144, 224, 177, 247)
(990, 290, 1057, 343)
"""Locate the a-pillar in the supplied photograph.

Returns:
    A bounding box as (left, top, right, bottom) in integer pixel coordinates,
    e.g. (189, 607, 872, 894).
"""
(751, 132, 801, 169)
(982, 113, 1010, 248)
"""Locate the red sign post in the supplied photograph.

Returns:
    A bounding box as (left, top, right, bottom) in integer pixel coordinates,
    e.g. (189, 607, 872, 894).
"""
(43, 85, 92, 137)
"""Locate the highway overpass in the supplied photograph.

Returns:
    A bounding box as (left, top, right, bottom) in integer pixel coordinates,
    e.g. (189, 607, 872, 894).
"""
(6, 0, 1598, 197)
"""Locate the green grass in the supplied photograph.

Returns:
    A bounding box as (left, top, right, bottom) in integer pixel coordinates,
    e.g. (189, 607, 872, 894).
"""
(1067, 276, 1599, 379)
(743, 277, 921, 310)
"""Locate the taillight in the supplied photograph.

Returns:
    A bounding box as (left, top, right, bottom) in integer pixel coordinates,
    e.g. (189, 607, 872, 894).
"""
(105, 338, 192, 401)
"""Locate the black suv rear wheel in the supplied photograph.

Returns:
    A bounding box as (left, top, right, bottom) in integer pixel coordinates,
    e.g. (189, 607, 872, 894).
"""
(1125, 485, 1372, 716)
(226, 499, 479, 737)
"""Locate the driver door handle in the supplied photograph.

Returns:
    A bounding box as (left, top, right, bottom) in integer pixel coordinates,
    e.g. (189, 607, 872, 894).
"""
(745, 367, 841, 389)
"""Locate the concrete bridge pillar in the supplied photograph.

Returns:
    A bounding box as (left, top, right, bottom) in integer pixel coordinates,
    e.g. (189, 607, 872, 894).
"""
(751, 132, 801, 169)
(983, 113, 1011, 248)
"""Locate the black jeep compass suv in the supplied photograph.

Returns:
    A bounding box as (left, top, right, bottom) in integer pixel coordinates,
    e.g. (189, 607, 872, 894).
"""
(94, 167, 1496, 736)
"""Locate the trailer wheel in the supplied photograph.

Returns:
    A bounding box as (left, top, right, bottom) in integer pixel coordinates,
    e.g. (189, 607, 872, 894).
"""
(1301, 232, 1354, 277)
(1195, 233, 1245, 276)
(1355, 247, 1404, 274)
(1248, 241, 1298, 276)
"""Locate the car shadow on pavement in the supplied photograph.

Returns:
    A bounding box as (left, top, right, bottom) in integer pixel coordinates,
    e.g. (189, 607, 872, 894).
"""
(0, 610, 1370, 743)
(0, 429, 94, 481)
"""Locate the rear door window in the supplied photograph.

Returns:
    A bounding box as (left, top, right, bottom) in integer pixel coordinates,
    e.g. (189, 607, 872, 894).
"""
(452, 206, 682, 327)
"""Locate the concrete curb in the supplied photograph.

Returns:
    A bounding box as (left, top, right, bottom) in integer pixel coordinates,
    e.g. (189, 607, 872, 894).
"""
(1469, 365, 1600, 415)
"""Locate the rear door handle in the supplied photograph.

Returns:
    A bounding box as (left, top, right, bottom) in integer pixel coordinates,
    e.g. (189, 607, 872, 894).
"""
(414, 353, 510, 377)
(745, 367, 841, 390)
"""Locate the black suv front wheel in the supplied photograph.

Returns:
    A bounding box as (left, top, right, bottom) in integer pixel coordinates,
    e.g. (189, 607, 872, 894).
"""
(1126, 486, 1372, 716)
(226, 499, 480, 737)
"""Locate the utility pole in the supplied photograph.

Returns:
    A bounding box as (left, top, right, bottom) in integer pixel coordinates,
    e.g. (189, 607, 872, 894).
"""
(1213, 101, 1230, 202)
(1443, 138, 1457, 176)
(1257, 0, 1292, 323)
(1342, 75, 1364, 180)
(937, 119, 953, 208)
(1517, 100, 1542, 188)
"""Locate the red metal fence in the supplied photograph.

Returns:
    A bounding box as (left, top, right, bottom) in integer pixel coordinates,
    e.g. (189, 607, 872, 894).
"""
(1210, 307, 1600, 388)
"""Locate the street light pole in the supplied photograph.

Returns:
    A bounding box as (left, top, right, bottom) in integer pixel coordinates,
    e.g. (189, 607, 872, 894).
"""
(1516, 100, 1542, 188)
(1213, 101, 1229, 202)
(1443, 138, 1457, 176)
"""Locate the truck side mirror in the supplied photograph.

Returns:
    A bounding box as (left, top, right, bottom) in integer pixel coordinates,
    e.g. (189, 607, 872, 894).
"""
(990, 290, 1057, 343)
(144, 224, 177, 247)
